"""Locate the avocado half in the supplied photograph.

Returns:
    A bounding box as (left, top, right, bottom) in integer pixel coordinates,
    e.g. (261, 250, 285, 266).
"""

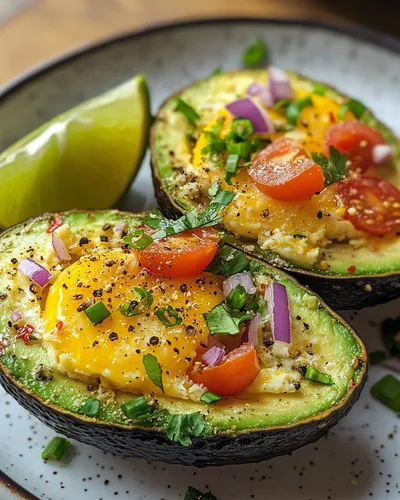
(150, 69, 400, 310)
(0, 210, 367, 466)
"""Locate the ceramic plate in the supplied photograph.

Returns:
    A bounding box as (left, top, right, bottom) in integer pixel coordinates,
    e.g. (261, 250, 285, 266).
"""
(1, 18, 400, 500)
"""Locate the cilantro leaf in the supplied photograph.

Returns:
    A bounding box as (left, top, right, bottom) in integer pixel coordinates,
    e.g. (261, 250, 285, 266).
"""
(226, 284, 247, 310)
(184, 486, 218, 500)
(208, 246, 250, 277)
(338, 99, 366, 120)
(312, 146, 347, 187)
(175, 97, 200, 125)
(143, 354, 164, 392)
(165, 413, 210, 446)
(204, 303, 251, 336)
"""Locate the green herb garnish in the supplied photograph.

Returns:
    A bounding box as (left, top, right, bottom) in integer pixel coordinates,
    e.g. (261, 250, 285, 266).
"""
(121, 396, 167, 424)
(143, 353, 164, 392)
(176, 97, 200, 125)
(184, 486, 218, 500)
(370, 375, 400, 412)
(301, 366, 334, 385)
(208, 246, 250, 277)
(226, 139, 253, 160)
(338, 99, 366, 120)
(156, 305, 182, 327)
(210, 66, 223, 77)
(225, 153, 240, 185)
(230, 118, 254, 141)
(286, 96, 313, 125)
(165, 412, 210, 446)
(273, 99, 291, 111)
(84, 301, 111, 325)
(120, 287, 153, 317)
(242, 38, 267, 67)
(42, 437, 70, 461)
(124, 229, 153, 250)
(312, 146, 347, 187)
(226, 284, 247, 310)
(204, 303, 251, 336)
(312, 83, 327, 96)
(77, 397, 101, 417)
(369, 350, 387, 365)
(200, 392, 222, 404)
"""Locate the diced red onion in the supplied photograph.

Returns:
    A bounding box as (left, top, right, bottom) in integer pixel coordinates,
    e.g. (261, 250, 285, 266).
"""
(268, 66, 295, 102)
(265, 282, 291, 344)
(383, 357, 400, 374)
(247, 82, 263, 96)
(207, 334, 224, 349)
(202, 346, 225, 367)
(223, 271, 257, 297)
(226, 98, 275, 133)
(10, 311, 22, 323)
(259, 87, 273, 108)
(242, 314, 260, 346)
(18, 258, 53, 288)
(115, 222, 127, 235)
(52, 233, 71, 261)
(372, 144, 392, 165)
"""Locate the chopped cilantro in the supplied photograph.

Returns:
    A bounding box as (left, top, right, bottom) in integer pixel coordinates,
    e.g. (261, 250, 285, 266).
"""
(226, 284, 247, 310)
(143, 354, 164, 392)
(273, 99, 291, 111)
(225, 153, 240, 185)
(184, 486, 218, 500)
(286, 96, 313, 125)
(204, 303, 251, 336)
(121, 396, 167, 424)
(338, 99, 366, 120)
(312, 146, 347, 187)
(208, 246, 250, 277)
(77, 397, 101, 417)
(175, 97, 200, 125)
(165, 413, 210, 446)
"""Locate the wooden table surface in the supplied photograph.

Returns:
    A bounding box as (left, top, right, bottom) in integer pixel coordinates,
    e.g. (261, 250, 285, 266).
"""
(0, 0, 399, 87)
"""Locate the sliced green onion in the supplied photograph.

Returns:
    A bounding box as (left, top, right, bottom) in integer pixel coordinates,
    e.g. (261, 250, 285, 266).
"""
(242, 38, 267, 67)
(84, 301, 111, 325)
(77, 397, 101, 417)
(302, 366, 334, 385)
(286, 96, 313, 125)
(369, 350, 387, 365)
(371, 375, 400, 412)
(143, 353, 164, 392)
(42, 437, 70, 461)
(120, 287, 153, 317)
(210, 66, 223, 77)
(231, 118, 254, 141)
(200, 392, 222, 404)
(273, 99, 291, 111)
(124, 229, 153, 250)
(121, 396, 153, 419)
(156, 305, 182, 327)
(208, 182, 220, 198)
(312, 83, 327, 96)
(176, 97, 200, 125)
(225, 154, 240, 185)
(338, 99, 366, 120)
(226, 140, 252, 160)
(226, 284, 247, 310)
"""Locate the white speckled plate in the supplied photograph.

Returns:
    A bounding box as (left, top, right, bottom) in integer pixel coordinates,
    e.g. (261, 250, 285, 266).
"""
(1, 18, 400, 500)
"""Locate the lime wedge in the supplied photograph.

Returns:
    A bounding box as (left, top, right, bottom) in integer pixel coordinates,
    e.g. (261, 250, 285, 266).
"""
(0, 75, 151, 228)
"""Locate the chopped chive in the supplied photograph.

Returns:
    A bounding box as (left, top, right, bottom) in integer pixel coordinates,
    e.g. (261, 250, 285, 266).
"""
(121, 396, 153, 419)
(120, 287, 153, 317)
(156, 305, 182, 327)
(226, 140, 253, 160)
(338, 99, 366, 120)
(225, 154, 240, 185)
(369, 350, 387, 365)
(301, 366, 334, 385)
(124, 229, 153, 250)
(312, 83, 327, 96)
(242, 38, 267, 67)
(77, 397, 101, 417)
(143, 353, 164, 392)
(84, 301, 111, 325)
(42, 437, 70, 461)
(201, 392, 222, 404)
(231, 118, 254, 141)
(286, 96, 313, 125)
(371, 375, 400, 412)
(175, 97, 200, 125)
(210, 66, 223, 77)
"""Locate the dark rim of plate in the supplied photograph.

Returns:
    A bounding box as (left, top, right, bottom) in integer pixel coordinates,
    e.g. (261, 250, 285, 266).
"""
(1, 16, 399, 500)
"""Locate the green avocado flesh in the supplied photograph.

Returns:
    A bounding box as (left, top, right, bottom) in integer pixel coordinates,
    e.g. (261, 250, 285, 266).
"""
(151, 69, 400, 278)
(0, 210, 366, 440)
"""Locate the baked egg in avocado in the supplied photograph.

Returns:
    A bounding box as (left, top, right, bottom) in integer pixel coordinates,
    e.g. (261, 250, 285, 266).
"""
(151, 69, 400, 309)
(0, 208, 366, 465)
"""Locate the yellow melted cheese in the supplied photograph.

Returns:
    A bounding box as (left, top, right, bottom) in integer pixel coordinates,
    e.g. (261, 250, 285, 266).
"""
(43, 250, 224, 400)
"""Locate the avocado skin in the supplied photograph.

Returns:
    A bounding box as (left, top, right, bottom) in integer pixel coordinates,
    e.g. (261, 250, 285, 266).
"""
(0, 366, 366, 466)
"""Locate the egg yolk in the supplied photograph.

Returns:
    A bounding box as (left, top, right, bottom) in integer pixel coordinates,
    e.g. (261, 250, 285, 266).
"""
(43, 250, 224, 399)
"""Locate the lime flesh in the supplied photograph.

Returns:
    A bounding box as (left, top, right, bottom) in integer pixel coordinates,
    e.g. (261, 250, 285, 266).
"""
(0, 75, 151, 228)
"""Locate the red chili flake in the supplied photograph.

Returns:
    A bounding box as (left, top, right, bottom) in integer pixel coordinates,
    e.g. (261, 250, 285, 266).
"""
(347, 265, 356, 274)
(56, 320, 63, 330)
(16, 324, 35, 345)
(349, 380, 356, 388)
(0, 342, 4, 354)
(329, 111, 336, 124)
(47, 214, 63, 233)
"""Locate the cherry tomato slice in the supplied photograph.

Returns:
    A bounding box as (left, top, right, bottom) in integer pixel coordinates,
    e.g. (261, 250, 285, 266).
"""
(140, 227, 219, 278)
(189, 343, 260, 397)
(338, 176, 400, 236)
(324, 121, 387, 172)
(248, 138, 324, 201)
